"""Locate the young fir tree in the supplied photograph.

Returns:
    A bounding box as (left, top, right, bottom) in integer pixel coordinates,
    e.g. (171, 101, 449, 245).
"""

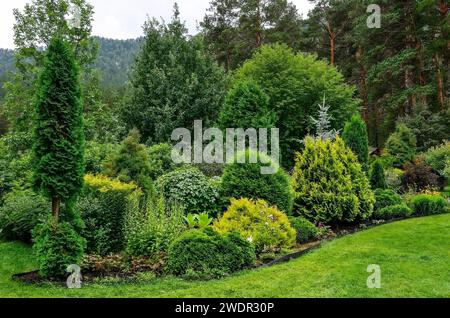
(33, 37, 85, 223)
(342, 114, 369, 172)
(370, 160, 388, 190)
(310, 95, 340, 141)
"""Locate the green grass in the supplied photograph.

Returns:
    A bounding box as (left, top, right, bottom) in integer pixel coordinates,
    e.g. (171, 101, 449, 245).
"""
(1, 214, 449, 298)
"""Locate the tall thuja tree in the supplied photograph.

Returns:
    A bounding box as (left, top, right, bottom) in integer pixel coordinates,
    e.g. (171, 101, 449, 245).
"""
(342, 114, 369, 171)
(33, 37, 84, 222)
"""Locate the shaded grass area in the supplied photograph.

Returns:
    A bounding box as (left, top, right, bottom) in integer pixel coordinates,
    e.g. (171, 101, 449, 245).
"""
(1, 214, 449, 298)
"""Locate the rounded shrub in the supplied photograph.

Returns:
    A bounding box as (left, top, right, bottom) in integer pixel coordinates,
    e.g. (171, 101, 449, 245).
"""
(377, 204, 412, 220)
(0, 189, 50, 242)
(32, 220, 86, 279)
(373, 189, 404, 215)
(220, 150, 293, 214)
(214, 198, 295, 254)
(424, 141, 450, 180)
(291, 136, 375, 224)
(402, 158, 440, 192)
(167, 227, 255, 278)
(385, 123, 417, 168)
(156, 167, 219, 215)
(385, 168, 404, 192)
(289, 216, 318, 244)
(410, 194, 448, 217)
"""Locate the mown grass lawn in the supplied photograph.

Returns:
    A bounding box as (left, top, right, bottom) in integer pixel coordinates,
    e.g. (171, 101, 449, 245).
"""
(1, 214, 449, 298)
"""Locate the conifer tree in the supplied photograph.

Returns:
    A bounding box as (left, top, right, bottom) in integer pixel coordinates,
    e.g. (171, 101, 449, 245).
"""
(33, 37, 85, 222)
(343, 114, 369, 171)
(370, 160, 387, 190)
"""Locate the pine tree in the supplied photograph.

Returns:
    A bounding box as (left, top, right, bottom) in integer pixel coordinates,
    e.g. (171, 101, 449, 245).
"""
(310, 95, 340, 140)
(33, 37, 85, 222)
(342, 114, 369, 171)
(370, 160, 387, 190)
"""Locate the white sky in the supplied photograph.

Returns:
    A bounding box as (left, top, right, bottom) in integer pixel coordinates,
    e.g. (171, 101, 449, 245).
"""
(0, 0, 315, 49)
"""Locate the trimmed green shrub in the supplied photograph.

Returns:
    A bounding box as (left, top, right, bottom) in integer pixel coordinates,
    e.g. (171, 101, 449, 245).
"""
(77, 174, 142, 255)
(167, 227, 255, 278)
(424, 141, 450, 179)
(385, 123, 417, 168)
(410, 194, 448, 217)
(370, 160, 388, 190)
(214, 198, 295, 254)
(156, 167, 219, 215)
(32, 220, 86, 279)
(342, 114, 369, 171)
(220, 150, 293, 214)
(291, 137, 375, 224)
(148, 143, 180, 180)
(377, 204, 412, 220)
(125, 197, 186, 257)
(402, 158, 440, 192)
(373, 189, 404, 215)
(218, 79, 275, 129)
(0, 188, 50, 242)
(289, 216, 318, 244)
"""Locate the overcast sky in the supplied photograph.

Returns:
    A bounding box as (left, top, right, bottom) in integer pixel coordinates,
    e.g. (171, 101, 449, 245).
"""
(0, 0, 315, 49)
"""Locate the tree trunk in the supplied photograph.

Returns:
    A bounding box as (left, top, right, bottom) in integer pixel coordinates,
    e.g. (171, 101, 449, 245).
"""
(357, 46, 369, 124)
(52, 197, 61, 223)
(326, 22, 335, 66)
(434, 53, 445, 111)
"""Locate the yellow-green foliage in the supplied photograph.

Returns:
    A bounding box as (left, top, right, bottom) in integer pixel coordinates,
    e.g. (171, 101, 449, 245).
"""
(291, 136, 375, 224)
(214, 198, 295, 254)
(79, 174, 142, 255)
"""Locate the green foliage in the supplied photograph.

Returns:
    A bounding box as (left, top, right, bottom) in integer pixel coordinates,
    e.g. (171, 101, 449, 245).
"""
(385, 168, 405, 193)
(156, 167, 219, 215)
(402, 158, 440, 192)
(342, 115, 369, 171)
(214, 198, 295, 254)
(291, 137, 375, 224)
(184, 213, 213, 230)
(373, 189, 404, 218)
(122, 7, 227, 144)
(104, 129, 153, 193)
(385, 124, 417, 168)
(424, 141, 450, 180)
(125, 196, 185, 258)
(370, 160, 388, 190)
(288, 216, 318, 244)
(33, 38, 85, 204)
(234, 44, 359, 167)
(410, 194, 448, 217)
(78, 174, 141, 255)
(220, 150, 293, 214)
(0, 188, 50, 242)
(84, 141, 117, 174)
(148, 143, 180, 180)
(377, 205, 412, 221)
(218, 80, 275, 129)
(167, 227, 255, 278)
(32, 220, 86, 279)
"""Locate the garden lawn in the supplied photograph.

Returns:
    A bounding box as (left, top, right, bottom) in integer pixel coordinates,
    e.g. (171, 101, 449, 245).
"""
(1, 214, 449, 298)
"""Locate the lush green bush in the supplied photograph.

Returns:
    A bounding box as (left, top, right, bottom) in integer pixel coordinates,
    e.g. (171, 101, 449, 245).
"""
(104, 129, 153, 193)
(214, 198, 295, 254)
(370, 160, 388, 190)
(424, 141, 450, 180)
(402, 158, 440, 192)
(291, 137, 375, 224)
(218, 79, 275, 129)
(125, 197, 186, 257)
(0, 188, 50, 242)
(220, 150, 293, 214)
(288, 216, 318, 244)
(385, 123, 417, 168)
(377, 204, 412, 220)
(148, 143, 180, 180)
(156, 167, 219, 215)
(84, 141, 117, 174)
(373, 189, 404, 215)
(234, 44, 359, 167)
(77, 174, 142, 255)
(32, 220, 86, 279)
(342, 115, 369, 171)
(410, 194, 448, 217)
(385, 168, 405, 192)
(167, 227, 255, 278)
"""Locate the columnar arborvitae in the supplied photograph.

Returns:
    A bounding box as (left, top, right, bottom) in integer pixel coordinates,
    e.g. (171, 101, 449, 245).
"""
(342, 114, 369, 172)
(33, 37, 85, 222)
(370, 160, 388, 190)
